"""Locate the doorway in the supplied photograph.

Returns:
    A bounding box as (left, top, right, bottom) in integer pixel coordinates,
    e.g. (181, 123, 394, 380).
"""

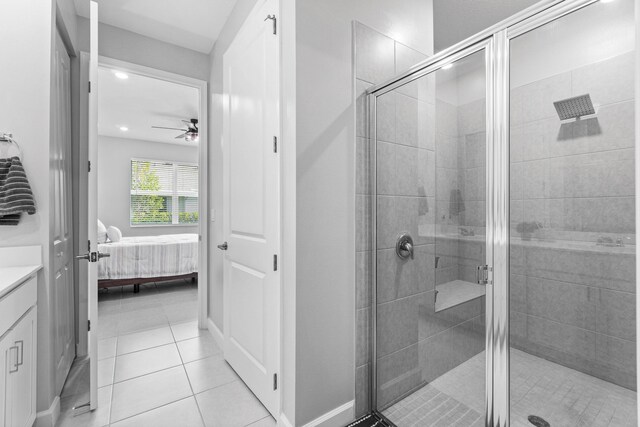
(59, 56, 210, 422)
(366, 0, 637, 425)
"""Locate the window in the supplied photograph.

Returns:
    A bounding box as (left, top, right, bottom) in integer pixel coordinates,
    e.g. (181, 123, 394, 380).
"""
(130, 159, 199, 226)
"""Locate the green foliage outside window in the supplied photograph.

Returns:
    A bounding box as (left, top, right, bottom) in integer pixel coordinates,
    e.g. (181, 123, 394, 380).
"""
(131, 162, 171, 225)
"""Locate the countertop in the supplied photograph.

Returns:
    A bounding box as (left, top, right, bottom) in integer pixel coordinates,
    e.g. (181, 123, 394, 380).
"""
(0, 265, 42, 299)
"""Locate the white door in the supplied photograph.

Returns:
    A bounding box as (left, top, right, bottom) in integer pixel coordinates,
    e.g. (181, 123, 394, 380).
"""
(52, 29, 75, 395)
(87, 0, 100, 410)
(222, 0, 280, 417)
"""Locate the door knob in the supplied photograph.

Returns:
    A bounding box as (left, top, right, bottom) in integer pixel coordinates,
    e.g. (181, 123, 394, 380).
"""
(75, 252, 111, 262)
(217, 242, 228, 251)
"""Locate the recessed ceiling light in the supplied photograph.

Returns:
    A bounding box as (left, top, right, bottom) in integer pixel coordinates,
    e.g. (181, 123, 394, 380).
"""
(119, 126, 129, 132)
(114, 71, 129, 80)
(442, 63, 453, 70)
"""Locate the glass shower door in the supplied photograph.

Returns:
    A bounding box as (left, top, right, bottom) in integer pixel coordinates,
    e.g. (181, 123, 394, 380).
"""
(508, 0, 637, 425)
(373, 47, 490, 426)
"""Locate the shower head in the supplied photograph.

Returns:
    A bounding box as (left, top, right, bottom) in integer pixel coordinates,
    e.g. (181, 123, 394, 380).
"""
(553, 94, 596, 121)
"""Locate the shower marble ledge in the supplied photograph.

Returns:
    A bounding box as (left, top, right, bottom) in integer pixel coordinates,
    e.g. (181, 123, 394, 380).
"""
(420, 227, 635, 255)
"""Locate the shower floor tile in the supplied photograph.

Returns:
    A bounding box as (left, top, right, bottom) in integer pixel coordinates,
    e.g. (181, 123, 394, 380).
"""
(382, 349, 637, 427)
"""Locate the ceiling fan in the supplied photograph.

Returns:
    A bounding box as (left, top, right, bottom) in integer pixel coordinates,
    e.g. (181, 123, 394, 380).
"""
(152, 118, 199, 142)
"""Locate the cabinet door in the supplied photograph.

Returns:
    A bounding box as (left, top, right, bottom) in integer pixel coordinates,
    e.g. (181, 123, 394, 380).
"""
(8, 309, 36, 427)
(0, 330, 15, 427)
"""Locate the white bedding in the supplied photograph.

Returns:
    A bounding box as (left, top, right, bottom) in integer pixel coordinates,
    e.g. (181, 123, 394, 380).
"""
(98, 233, 198, 280)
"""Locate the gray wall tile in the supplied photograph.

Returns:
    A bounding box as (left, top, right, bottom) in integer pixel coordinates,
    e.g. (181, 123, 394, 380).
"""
(376, 296, 419, 357)
(354, 22, 395, 84)
(356, 251, 372, 309)
(377, 343, 422, 409)
(596, 289, 636, 341)
(357, 308, 371, 366)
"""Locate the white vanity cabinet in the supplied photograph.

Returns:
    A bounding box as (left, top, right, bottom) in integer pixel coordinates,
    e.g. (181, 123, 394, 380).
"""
(0, 274, 38, 427)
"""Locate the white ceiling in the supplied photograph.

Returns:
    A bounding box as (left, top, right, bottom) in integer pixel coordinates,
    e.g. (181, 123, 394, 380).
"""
(74, 0, 238, 53)
(434, 0, 540, 51)
(98, 66, 200, 145)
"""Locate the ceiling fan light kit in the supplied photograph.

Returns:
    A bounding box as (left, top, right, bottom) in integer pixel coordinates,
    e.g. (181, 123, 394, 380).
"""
(151, 118, 199, 142)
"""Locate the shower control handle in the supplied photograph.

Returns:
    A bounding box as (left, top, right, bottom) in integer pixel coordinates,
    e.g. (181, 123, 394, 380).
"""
(396, 233, 414, 260)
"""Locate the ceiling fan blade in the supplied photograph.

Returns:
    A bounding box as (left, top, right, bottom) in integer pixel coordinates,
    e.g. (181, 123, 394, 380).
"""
(152, 126, 188, 131)
(175, 133, 187, 139)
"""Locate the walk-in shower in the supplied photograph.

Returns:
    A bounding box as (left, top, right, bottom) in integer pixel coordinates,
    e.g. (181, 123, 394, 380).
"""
(360, 0, 637, 425)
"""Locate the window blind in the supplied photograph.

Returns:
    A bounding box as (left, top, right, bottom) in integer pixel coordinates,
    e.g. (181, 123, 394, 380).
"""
(130, 159, 199, 226)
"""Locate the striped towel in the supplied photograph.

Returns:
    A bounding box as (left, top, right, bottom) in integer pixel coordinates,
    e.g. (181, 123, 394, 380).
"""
(0, 157, 36, 225)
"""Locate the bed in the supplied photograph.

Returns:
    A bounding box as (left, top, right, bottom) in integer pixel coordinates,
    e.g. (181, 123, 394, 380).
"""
(97, 233, 198, 293)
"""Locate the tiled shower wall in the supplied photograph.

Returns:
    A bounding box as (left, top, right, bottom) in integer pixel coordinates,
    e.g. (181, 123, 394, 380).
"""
(354, 22, 486, 416)
(354, 21, 430, 416)
(434, 96, 487, 287)
(509, 51, 637, 390)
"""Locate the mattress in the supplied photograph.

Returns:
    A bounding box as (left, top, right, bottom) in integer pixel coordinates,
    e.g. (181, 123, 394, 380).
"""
(98, 233, 198, 280)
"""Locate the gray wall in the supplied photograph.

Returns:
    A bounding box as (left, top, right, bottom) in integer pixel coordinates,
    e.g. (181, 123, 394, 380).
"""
(76, 17, 210, 81)
(510, 51, 636, 390)
(297, 1, 433, 423)
(97, 136, 199, 237)
(0, 0, 82, 416)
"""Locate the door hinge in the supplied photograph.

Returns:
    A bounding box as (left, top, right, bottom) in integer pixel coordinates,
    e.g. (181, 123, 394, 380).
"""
(88, 320, 91, 331)
(88, 81, 91, 93)
(273, 254, 278, 271)
(273, 136, 278, 153)
(88, 160, 91, 172)
(264, 14, 277, 35)
(476, 265, 492, 285)
(273, 373, 278, 390)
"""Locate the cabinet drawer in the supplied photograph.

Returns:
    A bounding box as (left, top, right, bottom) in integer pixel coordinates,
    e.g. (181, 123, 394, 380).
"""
(0, 276, 36, 337)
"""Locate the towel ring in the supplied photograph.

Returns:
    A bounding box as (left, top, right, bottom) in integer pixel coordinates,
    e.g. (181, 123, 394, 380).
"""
(0, 133, 23, 160)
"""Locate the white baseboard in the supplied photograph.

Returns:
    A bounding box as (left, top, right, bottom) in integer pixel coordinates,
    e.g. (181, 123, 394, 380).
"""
(35, 395, 60, 427)
(302, 400, 354, 427)
(279, 413, 294, 427)
(207, 317, 224, 350)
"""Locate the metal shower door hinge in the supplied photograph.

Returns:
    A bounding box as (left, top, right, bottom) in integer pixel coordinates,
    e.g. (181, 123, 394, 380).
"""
(476, 265, 492, 285)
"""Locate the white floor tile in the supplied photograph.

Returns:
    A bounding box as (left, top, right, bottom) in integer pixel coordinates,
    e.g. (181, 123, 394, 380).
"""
(98, 357, 115, 387)
(171, 320, 203, 342)
(196, 381, 269, 427)
(247, 416, 276, 427)
(110, 366, 192, 423)
(177, 334, 222, 364)
(114, 343, 182, 383)
(98, 337, 117, 360)
(116, 326, 174, 356)
(184, 355, 239, 394)
(60, 359, 90, 398)
(57, 385, 112, 427)
(110, 396, 204, 427)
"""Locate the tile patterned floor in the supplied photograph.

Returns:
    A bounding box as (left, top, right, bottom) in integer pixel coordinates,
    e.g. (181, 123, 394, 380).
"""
(383, 349, 637, 427)
(57, 280, 274, 427)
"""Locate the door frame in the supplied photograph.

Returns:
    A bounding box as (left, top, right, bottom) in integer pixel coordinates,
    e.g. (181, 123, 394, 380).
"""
(77, 56, 210, 331)
(366, 0, 632, 425)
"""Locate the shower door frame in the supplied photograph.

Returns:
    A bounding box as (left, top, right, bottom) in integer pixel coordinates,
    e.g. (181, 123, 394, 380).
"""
(366, 0, 625, 425)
